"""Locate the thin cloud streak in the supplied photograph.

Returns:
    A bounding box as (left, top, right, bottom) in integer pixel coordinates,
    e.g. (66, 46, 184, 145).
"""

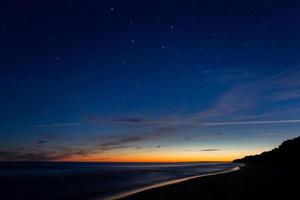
(203, 119, 300, 126)
(0, 147, 90, 161)
(32, 123, 83, 128)
(185, 149, 222, 152)
(97, 127, 176, 151)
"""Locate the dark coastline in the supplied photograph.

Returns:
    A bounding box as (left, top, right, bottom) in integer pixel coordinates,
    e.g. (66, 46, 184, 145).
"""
(120, 164, 299, 200)
(121, 136, 300, 200)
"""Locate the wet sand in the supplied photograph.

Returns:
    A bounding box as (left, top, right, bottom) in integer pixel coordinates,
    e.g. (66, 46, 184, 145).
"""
(120, 164, 299, 200)
(108, 165, 241, 200)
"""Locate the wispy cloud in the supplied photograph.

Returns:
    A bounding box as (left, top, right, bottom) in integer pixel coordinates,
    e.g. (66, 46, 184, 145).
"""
(99, 145, 132, 151)
(271, 89, 300, 101)
(32, 123, 83, 128)
(184, 149, 222, 152)
(0, 147, 90, 161)
(85, 114, 182, 127)
(203, 119, 300, 126)
(155, 145, 169, 148)
(37, 140, 48, 144)
(192, 67, 300, 122)
(200, 149, 221, 151)
(97, 127, 176, 151)
(201, 68, 257, 84)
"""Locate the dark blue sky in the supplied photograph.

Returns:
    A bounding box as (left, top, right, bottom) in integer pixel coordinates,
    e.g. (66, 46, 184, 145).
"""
(1, 0, 300, 161)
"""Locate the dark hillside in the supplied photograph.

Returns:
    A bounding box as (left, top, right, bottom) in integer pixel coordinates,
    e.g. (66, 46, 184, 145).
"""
(234, 136, 300, 165)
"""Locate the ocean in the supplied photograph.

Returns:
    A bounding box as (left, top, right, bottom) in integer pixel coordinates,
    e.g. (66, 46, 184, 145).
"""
(0, 162, 239, 200)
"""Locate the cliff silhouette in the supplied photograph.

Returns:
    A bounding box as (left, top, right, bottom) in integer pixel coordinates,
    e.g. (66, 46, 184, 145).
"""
(234, 136, 300, 164)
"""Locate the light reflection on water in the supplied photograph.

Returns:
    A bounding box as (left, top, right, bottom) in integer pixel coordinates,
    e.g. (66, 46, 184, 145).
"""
(105, 165, 242, 200)
(0, 162, 241, 200)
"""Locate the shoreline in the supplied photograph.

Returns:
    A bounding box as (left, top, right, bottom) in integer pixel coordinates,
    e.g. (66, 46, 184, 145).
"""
(104, 164, 243, 200)
(118, 164, 300, 200)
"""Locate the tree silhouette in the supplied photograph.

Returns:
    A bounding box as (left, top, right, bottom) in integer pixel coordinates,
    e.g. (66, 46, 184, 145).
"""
(234, 136, 300, 165)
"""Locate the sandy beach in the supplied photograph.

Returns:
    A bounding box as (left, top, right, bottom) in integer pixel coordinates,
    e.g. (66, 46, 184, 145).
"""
(108, 165, 241, 200)
(120, 164, 299, 200)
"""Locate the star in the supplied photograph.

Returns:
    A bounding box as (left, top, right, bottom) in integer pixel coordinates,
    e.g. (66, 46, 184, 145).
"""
(170, 25, 174, 30)
(56, 56, 60, 61)
(131, 39, 135, 43)
(110, 7, 114, 11)
(161, 45, 166, 49)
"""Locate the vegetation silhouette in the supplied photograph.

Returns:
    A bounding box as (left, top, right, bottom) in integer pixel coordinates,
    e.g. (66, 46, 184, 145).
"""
(234, 136, 300, 165)
(122, 136, 300, 200)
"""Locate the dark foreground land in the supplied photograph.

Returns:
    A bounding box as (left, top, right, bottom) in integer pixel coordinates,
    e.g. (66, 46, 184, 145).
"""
(121, 164, 299, 200)
(123, 136, 300, 200)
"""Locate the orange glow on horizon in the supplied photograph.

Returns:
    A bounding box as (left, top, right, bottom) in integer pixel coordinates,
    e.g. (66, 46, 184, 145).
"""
(58, 148, 265, 163)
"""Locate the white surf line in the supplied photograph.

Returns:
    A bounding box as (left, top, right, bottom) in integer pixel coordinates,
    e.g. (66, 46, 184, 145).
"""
(103, 164, 244, 200)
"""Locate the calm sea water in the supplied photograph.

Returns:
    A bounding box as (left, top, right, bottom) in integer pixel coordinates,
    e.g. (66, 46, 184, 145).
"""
(0, 162, 239, 200)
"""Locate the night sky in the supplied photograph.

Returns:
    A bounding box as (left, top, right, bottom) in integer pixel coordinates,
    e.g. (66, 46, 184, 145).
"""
(1, 0, 300, 162)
